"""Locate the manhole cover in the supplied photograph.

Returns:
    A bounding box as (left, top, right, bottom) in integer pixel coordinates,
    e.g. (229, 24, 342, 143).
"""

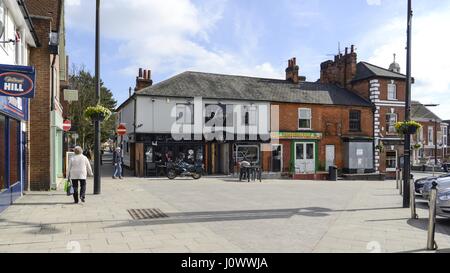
(127, 209, 168, 220)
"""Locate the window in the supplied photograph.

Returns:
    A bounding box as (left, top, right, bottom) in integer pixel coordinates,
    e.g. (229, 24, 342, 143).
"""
(298, 108, 311, 130)
(388, 83, 397, 100)
(428, 127, 434, 146)
(349, 110, 361, 132)
(386, 151, 397, 171)
(418, 127, 424, 142)
(443, 126, 448, 147)
(386, 113, 397, 134)
(242, 106, 257, 126)
(236, 145, 259, 163)
(176, 104, 194, 124)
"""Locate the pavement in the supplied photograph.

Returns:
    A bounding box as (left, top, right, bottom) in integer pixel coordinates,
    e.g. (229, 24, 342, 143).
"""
(1, 168, 450, 253)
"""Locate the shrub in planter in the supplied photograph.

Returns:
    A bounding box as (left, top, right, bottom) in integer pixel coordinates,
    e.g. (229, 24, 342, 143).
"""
(413, 143, 422, 150)
(375, 144, 384, 152)
(395, 121, 422, 135)
(84, 105, 112, 122)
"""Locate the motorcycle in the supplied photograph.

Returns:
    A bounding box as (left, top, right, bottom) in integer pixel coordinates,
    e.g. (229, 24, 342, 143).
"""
(166, 160, 203, 180)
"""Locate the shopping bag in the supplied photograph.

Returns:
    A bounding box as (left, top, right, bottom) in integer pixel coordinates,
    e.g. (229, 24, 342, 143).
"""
(65, 180, 73, 196)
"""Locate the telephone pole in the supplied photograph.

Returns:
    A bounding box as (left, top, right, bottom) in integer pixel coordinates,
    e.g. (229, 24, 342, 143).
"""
(94, 0, 101, 195)
(403, 0, 413, 208)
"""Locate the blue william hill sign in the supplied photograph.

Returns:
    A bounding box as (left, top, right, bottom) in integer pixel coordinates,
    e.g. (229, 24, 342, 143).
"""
(0, 64, 36, 98)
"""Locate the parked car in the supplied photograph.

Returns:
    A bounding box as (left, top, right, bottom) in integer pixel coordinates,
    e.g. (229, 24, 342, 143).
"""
(420, 176, 450, 199)
(436, 187, 450, 218)
(414, 173, 450, 195)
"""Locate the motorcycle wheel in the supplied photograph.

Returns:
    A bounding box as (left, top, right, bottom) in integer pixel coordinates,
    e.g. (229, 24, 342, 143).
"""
(192, 172, 202, 180)
(167, 170, 177, 180)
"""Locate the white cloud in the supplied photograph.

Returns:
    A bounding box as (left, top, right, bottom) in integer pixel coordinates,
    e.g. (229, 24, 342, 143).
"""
(66, 0, 283, 92)
(359, 4, 450, 119)
(366, 0, 381, 6)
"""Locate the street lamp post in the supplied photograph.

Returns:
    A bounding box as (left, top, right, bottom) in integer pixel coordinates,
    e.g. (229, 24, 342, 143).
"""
(93, 0, 101, 195)
(403, 0, 413, 208)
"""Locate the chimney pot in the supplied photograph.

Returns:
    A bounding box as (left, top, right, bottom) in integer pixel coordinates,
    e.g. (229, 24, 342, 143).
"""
(345, 47, 348, 55)
(139, 68, 143, 78)
(293, 57, 296, 65)
(351, 45, 355, 53)
(148, 70, 151, 80)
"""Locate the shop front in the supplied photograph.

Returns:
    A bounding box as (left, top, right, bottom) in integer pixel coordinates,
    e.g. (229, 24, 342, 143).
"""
(0, 64, 35, 213)
(271, 132, 322, 176)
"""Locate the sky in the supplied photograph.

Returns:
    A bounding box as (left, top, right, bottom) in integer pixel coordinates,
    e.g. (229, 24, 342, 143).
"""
(65, 0, 450, 119)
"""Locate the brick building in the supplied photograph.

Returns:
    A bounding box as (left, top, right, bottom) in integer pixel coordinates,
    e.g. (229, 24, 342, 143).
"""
(27, 0, 67, 190)
(411, 102, 448, 165)
(320, 47, 407, 178)
(117, 57, 374, 179)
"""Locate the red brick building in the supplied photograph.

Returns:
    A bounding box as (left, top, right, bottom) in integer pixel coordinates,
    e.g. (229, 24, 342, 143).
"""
(27, 0, 68, 190)
(320, 47, 408, 178)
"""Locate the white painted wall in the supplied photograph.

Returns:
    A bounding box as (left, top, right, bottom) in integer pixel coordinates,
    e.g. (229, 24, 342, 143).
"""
(135, 96, 271, 135)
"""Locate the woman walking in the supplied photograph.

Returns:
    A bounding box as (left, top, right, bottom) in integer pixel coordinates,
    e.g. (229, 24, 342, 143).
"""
(68, 146, 93, 203)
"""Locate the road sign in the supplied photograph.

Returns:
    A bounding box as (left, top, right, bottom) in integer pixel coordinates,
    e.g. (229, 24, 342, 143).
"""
(117, 123, 127, 136)
(63, 119, 71, 132)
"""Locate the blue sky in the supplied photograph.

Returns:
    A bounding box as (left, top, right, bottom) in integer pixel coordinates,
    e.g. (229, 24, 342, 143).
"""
(65, 0, 450, 118)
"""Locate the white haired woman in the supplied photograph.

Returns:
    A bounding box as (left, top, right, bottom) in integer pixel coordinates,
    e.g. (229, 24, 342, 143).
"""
(68, 146, 93, 203)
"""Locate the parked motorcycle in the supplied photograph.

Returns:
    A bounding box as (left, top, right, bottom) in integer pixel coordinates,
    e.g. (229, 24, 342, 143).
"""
(166, 160, 203, 180)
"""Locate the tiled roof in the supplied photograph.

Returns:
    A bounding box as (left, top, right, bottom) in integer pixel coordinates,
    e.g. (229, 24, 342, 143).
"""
(352, 62, 407, 82)
(136, 71, 372, 107)
(411, 101, 441, 122)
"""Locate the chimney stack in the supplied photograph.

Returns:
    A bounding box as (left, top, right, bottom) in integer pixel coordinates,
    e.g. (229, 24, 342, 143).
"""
(320, 44, 357, 88)
(135, 68, 153, 92)
(286, 57, 300, 84)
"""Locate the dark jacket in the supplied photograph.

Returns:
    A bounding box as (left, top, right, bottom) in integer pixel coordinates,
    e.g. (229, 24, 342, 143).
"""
(113, 150, 123, 165)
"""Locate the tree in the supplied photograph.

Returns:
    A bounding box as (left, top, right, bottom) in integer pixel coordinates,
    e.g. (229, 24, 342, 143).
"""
(67, 66, 117, 151)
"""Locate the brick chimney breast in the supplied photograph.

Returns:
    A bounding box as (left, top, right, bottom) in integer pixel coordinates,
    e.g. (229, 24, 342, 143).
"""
(286, 57, 300, 84)
(135, 68, 153, 92)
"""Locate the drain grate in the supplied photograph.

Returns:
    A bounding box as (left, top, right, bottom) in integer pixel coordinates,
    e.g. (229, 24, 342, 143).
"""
(127, 208, 169, 220)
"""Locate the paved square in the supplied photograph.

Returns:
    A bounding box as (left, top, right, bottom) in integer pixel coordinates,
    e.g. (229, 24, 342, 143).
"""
(1, 170, 450, 253)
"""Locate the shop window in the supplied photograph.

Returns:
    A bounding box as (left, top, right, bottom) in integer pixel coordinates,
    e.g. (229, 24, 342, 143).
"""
(236, 145, 259, 163)
(386, 113, 397, 134)
(386, 151, 397, 171)
(388, 83, 397, 100)
(349, 110, 361, 132)
(0, 115, 5, 191)
(298, 108, 311, 130)
(9, 119, 19, 186)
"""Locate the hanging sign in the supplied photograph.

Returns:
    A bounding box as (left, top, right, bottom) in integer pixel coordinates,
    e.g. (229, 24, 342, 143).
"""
(0, 64, 36, 98)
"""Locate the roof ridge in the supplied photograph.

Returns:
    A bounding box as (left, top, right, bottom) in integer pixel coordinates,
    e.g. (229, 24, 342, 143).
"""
(184, 70, 287, 82)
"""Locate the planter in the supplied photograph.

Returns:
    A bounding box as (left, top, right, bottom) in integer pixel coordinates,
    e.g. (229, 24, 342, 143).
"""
(407, 126, 418, 134)
(90, 113, 106, 121)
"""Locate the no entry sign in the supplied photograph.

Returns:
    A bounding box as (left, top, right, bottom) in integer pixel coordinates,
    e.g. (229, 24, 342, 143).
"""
(117, 124, 127, 136)
(63, 120, 71, 132)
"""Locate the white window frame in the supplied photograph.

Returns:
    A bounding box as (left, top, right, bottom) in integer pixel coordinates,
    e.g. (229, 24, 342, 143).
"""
(387, 83, 397, 100)
(236, 145, 260, 164)
(386, 113, 398, 134)
(442, 126, 448, 148)
(428, 127, 434, 146)
(386, 150, 397, 172)
(298, 108, 312, 130)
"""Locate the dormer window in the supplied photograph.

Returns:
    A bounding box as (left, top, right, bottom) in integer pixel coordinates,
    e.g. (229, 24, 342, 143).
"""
(388, 82, 397, 100)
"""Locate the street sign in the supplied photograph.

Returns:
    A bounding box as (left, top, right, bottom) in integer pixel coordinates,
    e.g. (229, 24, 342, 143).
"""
(64, 89, 78, 103)
(63, 119, 71, 132)
(117, 123, 127, 136)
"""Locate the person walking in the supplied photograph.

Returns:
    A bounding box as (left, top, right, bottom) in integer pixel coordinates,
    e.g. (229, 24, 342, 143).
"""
(67, 146, 93, 204)
(113, 147, 123, 179)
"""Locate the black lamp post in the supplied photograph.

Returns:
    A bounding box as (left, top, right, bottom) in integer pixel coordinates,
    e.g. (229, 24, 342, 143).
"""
(93, 0, 101, 195)
(403, 0, 413, 208)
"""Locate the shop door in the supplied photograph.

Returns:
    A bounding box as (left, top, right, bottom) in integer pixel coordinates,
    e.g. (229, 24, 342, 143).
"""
(295, 142, 315, 173)
(271, 144, 282, 172)
(326, 145, 335, 170)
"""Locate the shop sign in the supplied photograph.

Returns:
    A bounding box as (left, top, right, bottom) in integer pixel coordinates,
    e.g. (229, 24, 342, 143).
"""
(0, 64, 36, 98)
(271, 131, 322, 140)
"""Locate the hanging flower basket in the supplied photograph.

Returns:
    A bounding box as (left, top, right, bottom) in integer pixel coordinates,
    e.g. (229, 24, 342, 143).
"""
(375, 144, 384, 153)
(84, 105, 112, 122)
(394, 121, 422, 135)
(413, 143, 422, 150)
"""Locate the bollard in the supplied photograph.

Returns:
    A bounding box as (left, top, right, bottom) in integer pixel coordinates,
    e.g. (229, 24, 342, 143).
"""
(399, 172, 403, 196)
(410, 178, 418, 219)
(427, 181, 438, 251)
(396, 169, 400, 190)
